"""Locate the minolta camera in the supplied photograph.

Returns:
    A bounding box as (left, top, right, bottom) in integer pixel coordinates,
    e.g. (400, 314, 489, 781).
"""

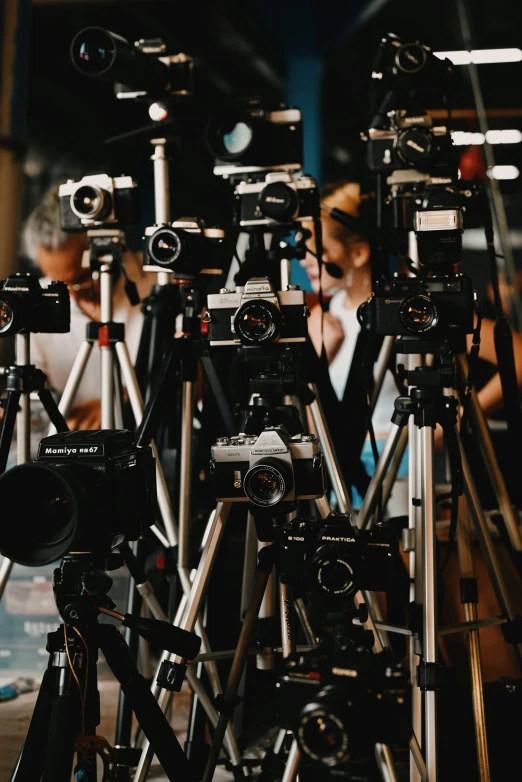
(210, 425, 326, 508)
(205, 277, 309, 346)
(232, 171, 319, 227)
(361, 274, 475, 339)
(279, 514, 399, 598)
(143, 218, 227, 278)
(0, 274, 70, 337)
(59, 173, 140, 231)
(366, 111, 456, 176)
(0, 430, 156, 566)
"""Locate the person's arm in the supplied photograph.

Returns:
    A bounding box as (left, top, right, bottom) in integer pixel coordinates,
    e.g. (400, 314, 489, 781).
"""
(465, 317, 522, 416)
(307, 303, 345, 363)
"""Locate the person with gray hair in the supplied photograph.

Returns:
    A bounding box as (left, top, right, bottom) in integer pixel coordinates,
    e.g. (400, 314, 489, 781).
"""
(23, 183, 152, 430)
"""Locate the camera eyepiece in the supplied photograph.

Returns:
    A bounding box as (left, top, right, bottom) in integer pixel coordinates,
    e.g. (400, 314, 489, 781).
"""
(244, 457, 294, 507)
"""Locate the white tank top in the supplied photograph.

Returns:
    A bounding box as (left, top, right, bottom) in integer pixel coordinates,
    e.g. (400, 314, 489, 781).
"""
(328, 290, 398, 436)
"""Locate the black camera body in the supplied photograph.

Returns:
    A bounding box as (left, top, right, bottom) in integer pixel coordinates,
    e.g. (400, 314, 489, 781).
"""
(208, 101, 303, 174)
(389, 177, 483, 232)
(59, 173, 140, 232)
(233, 171, 319, 228)
(205, 277, 309, 347)
(143, 219, 226, 279)
(365, 275, 475, 339)
(279, 646, 411, 769)
(366, 111, 456, 176)
(372, 33, 452, 94)
(0, 430, 156, 566)
(210, 426, 326, 508)
(279, 514, 399, 599)
(0, 274, 70, 336)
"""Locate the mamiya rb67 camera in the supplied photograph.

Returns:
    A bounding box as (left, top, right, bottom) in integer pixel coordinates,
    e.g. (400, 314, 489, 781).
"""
(59, 173, 140, 231)
(205, 277, 309, 346)
(143, 218, 226, 278)
(210, 425, 326, 508)
(232, 171, 319, 228)
(0, 430, 156, 567)
(0, 274, 70, 337)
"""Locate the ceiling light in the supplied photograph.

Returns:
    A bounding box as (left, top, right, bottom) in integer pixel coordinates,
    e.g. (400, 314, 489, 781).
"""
(487, 165, 520, 180)
(485, 129, 522, 144)
(435, 48, 522, 65)
(452, 131, 485, 145)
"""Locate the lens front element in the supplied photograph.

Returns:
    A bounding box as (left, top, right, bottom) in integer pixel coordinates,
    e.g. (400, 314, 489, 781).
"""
(149, 229, 182, 266)
(234, 301, 280, 344)
(244, 458, 293, 507)
(399, 294, 438, 333)
(72, 29, 116, 74)
(299, 708, 349, 766)
(222, 122, 253, 155)
(0, 299, 15, 334)
(71, 185, 108, 219)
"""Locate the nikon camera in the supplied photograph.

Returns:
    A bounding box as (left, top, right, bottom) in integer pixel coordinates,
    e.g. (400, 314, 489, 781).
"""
(0, 430, 156, 566)
(59, 173, 140, 231)
(233, 171, 319, 228)
(210, 425, 326, 508)
(205, 276, 309, 346)
(0, 274, 70, 336)
(143, 218, 226, 278)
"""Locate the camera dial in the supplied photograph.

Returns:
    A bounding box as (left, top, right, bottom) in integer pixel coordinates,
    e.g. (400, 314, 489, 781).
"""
(399, 294, 439, 333)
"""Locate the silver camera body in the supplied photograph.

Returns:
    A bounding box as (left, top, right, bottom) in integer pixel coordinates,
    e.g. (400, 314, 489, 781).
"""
(59, 173, 138, 231)
(210, 426, 326, 507)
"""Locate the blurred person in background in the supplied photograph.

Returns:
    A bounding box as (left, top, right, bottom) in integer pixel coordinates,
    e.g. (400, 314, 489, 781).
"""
(22, 183, 151, 430)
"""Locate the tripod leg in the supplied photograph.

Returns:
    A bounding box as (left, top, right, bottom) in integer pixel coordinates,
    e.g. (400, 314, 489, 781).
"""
(408, 414, 423, 782)
(0, 390, 21, 474)
(0, 556, 14, 602)
(15, 334, 31, 465)
(98, 623, 198, 782)
(48, 340, 93, 435)
(281, 739, 301, 782)
(38, 387, 69, 433)
(10, 666, 57, 782)
(457, 495, 491, 781)
(202, 544, 276, 782)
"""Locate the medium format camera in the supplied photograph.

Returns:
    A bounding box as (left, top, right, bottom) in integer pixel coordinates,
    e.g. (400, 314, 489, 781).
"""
(71, 27, 193, 99)
(366, 111, 456, 176)
(232, 171, 319, 228)
(59, 173, 140, 231)
(210, 425, 326, 508)
(205, 277, 309, 347)
(0, 274, 70, 336)
(279, 514, 399, 598)
(208, 100, 303, 175)
(278, 646, 411, 770)
(363, 274, 475, 339)
(143, 219, 226, 278)
(0, 430, 156, 566)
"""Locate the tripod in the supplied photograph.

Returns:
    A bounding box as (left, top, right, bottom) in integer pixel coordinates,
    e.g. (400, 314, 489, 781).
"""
(0, 331, 69, 600)
(10, 552, 201, 782)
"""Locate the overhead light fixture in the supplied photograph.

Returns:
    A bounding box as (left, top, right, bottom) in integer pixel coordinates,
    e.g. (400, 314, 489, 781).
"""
(487, 165, 520, 180)
(435, 48, 522, 65)
(451, 129, 522, 145)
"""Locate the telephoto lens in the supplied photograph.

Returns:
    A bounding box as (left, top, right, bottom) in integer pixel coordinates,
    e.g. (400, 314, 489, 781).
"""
(0, 430, 156, 566)
(70, 27, 171, 93)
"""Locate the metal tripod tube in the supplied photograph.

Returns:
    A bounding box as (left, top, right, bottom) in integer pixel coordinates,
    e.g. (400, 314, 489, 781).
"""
(379, 426, 409, 521)
(178, 381, 195, 570)
(419, 425, 438, 782)
(409, 415, 422, 782)
(279, 582, 295, 658)
(15, 334, 30, 464)
(371, 336, 395, 414)
(100, 264, 115, 429)
(308, 382, 352, 514)
(295, 598, 316, 646)
(151, 139, 172, 287)
(0, 557, 13, 602)
(457, 354, 522, 553)
(49, 341, 94, 435)
(281, 740, 301, 782)
(257, 539, 276, 670)
(356, 421, 405, 530)
(114, 340, 178, 547)
(457, 495, 491, 781)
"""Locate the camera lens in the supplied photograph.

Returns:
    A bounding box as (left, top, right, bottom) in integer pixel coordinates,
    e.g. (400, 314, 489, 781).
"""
(258, 181, 299, 222)
(395, 42, 427, 73)
(234, 300, 280, 344)
(71, 28, 115, 75)
(206, 117, 254, 160)
(222, 122, 253, 155)
(299, 708, 349, 766)
(399, 294, 439, 333)
(244, 458, 293, 507)
(0, 299, 15, 334)
(149, 228, 182, 267)
(315, 552, 355, 596)
(396, 128, 433, 165)
(71, 185, 111, 220)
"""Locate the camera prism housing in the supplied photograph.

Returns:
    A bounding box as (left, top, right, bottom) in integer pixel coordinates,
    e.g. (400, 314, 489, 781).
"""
(366, 275, 475, 339)
(0, 274, 70, 336)
(205, 277, 309, 347)
(210, 426, 326, 508)
(233, 172, 319, 228)
(59, 173, 140, 232)
(0, 430, 156, 566)
(143, 219, 226, 278)
(367, 111, 456, 176)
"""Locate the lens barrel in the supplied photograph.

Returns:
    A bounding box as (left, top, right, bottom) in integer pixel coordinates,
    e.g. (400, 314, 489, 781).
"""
(71, 27, 171, 93)
(233, 300, 281, 344)
(244, 457, 293, 507)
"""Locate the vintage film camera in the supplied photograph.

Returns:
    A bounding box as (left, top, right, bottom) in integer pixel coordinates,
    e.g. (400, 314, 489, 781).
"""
(232, 171, 319, 228)
(0, 274, 70, 336)
(143, 218, 227, 278)
(389, 177, 483, 232)
(59, 173, 140, 232)
(279, 514, 399, 599)
(205, 276, 309, 346)
(0, 430, 156, 566)
(371, 32, 452, 96)
(210, 425, 326, 508)
(278, 646, 410, 772)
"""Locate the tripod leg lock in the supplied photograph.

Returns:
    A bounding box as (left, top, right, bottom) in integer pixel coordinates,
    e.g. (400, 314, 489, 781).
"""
(501, 615, 522, 645)
(214, 693, 243, 719)
(459, 577, 479, 605)
(417, 662, 444, 691)
(156, 660, 187, 692)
